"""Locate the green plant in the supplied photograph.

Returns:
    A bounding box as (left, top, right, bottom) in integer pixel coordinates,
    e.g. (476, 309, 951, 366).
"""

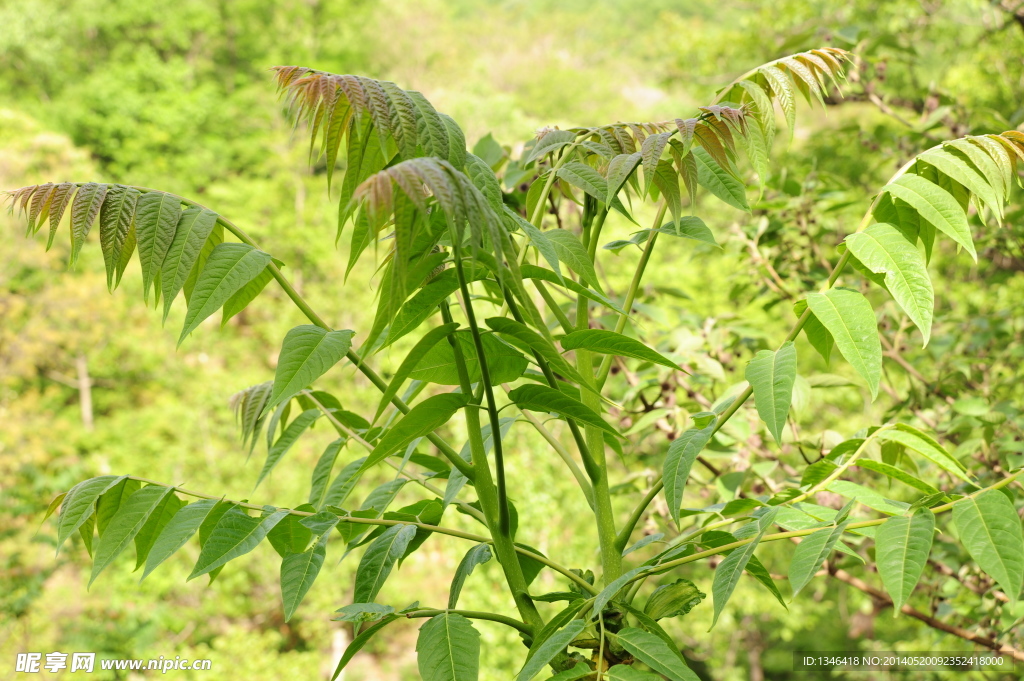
(7, 46, 1024, 678)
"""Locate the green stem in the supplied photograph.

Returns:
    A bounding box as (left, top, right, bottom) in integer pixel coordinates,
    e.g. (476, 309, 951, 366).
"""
(403, 609, 532, 636)
(502, 289, 601, 482)
(586, 208, 609, 262)
(519, 409, 596, 510)
(534, 280, 576, 333)
(441, 274, 545, 630)
(574, 222, 622, 582)
(451, 245, 511, 536)
(596, 203, 667, 388)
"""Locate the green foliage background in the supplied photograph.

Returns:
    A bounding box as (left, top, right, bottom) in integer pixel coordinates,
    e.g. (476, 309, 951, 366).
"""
(1, 1, 1023, 679)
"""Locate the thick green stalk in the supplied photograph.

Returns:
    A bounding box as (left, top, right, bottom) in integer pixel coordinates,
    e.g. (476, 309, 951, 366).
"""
(439, 295, 545, 631)
(450, 244, 511, 536)
(404, 609, 531, 636)
(576, 218, 622, 582)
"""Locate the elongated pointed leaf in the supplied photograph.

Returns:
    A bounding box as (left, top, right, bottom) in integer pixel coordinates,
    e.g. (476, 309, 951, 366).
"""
(358, 393, 470, 481)
(521, 264, 627, 315)
(268, 509, 314, 557)
(258, 409, 321, 488)
(606, 152, 643, 204)
(331, 613, 400, 680)
(655, 217, 719, 247)
(136, 191, 182, 301)
(884, 174, 975, 261)
(161, 207, 219, 319)
(876, 509, 935, 613)
(281, 534, 328, 622)
(98, 185, 141, 289)
(546, 665, 592, 681)
(545, 229, 601, 291)
(699, 529, 788, 608)
(188, 507, 289, 580)
(918, 148, 1001, 221)
(265, 325, 355, 413)
(90, 485, 174, 585)
(745, 341, 797, 445)
(485, 317, 589, 386)
(952, 490, 1023, 603)
(410, 332, 528, 386)
(324, 456, 368, 509)
(308, 439, 344, 509)
(664, 421, 717, 524)
(353, 523, 417, 603)
(507, 208, 564, 282)
(525, 129, 577, 165)
(183, 222, 223, 303)
(179, 243, 272, 344)
(57, 476, 127, 552)
(374, 323, 458, 423)
(788, 519, 849, 599)
(805, 288, 881, 399)
(846, 223, 933, 344)
(606, 666, 663, 681)
(508, 384, 618, 436)
(711, 508, 778, 628)
(591, 566, 648, 620)
(69, 182, 107, 266)
(614, 628, 699, 681)
(561, 329, 681, 371)
(416, 613, 480, 681)
(142, 499, 219, 580)
(854, 460, 940, 495)
(134, 492, 184, 569)
(448, 544, 492, 609)
(693, 146, 749, 212)
(95, 478, 140, 535)
(517, 620, 586, 681)
(875, 425, 970, 483)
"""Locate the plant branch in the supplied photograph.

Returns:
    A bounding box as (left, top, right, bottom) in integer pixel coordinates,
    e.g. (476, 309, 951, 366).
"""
(635, 468, 1024, 580)
(403, 609, 532, 636)
(612, 150, 926, 546)
(596, 203, 668, 388)
(826, 567, 1024, 661)
(122, 474, 596, 595)
(124, 187, 469, 479)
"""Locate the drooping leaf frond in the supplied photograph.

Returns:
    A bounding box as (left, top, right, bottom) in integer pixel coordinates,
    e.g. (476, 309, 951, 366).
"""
(272, 67, 467, 193)
(521, 47, 853, 215)
(4, 183, 271, 339)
